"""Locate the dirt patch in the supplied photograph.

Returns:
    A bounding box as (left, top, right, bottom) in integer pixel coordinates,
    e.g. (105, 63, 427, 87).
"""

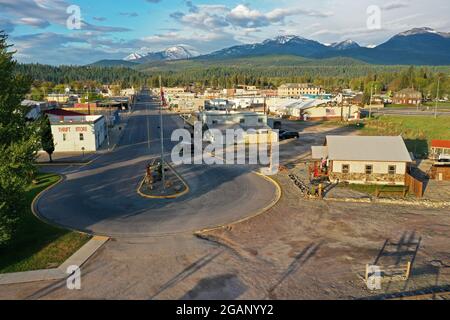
(198, 172, 450, 299)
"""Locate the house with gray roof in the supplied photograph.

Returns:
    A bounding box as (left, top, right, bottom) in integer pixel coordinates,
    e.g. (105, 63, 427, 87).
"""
(312, 136, 413, 186)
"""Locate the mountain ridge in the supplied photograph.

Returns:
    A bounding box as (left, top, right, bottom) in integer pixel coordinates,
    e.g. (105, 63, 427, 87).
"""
(90, 27, 450, 67)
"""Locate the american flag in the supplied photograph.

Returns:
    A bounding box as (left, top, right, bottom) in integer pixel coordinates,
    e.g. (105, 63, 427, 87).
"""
(160, 87, 167, 107)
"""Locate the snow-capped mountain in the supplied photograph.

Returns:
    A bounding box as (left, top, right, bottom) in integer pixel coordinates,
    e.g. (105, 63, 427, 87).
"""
(330, 40, 360, 50)
(397, 27, 450, 38)
(124, 53, 145, 61)
(164, 46, 199, 60)
(92, 27, 450, 67)
(123, 45, 199, 63)
(204, 35, 329, 59)
(199, 27, 450, 65)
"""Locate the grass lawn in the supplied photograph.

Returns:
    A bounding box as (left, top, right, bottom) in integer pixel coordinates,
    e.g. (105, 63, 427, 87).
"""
(342, 183, 407, 196)
(385, 103, 450, 110)
(358, 116, 450, 157)
(0, 173, 90, 274)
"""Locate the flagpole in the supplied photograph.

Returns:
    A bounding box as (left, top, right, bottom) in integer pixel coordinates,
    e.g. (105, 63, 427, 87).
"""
(159, 75, 166, 190)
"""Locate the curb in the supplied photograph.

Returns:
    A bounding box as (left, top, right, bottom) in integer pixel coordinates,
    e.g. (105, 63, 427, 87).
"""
(324, 197, 450, 208)
(0, 236, 109, 285)
(0, 174, 111, 285)
(137, 162, 190, 199)
(194, 171, 282, 236)
(35, 159, 94, 167)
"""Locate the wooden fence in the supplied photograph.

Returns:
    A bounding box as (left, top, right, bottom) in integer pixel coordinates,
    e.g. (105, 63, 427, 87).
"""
(365, 262, 412, 283)
(405, 173, 424, 198)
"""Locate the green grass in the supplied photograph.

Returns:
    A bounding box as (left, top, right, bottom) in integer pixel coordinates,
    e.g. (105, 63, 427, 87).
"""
(358, 116, 450, 157)
(423, 102, 450, 109)
(342, 183, 407, 196)
(385, 103, 450, 110)
(0, 173, 90, 274)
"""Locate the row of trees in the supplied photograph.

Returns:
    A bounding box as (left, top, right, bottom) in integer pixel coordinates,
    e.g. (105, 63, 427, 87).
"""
(0, 33, 54, 247)
(18, 59, 450, 101)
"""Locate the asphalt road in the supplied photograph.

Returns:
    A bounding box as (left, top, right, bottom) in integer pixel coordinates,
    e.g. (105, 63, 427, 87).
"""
(36, 94, 278, 237)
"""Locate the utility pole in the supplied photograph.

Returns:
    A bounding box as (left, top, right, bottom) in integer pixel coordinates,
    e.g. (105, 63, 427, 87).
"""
(435, 77, 440, 119)
(159, 75, 166, 190)
(369, 84, 374, 119)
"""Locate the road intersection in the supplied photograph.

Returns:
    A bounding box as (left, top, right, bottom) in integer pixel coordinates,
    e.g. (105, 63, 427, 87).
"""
(35, 94, 278, 237)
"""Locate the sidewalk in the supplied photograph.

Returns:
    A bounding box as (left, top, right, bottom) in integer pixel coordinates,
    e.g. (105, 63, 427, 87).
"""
(0, 236, 109, 285)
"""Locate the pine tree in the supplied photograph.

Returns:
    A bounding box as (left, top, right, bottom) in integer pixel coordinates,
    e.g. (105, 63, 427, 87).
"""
(0, 32, 40, 246)
(40, 114, 55, 162)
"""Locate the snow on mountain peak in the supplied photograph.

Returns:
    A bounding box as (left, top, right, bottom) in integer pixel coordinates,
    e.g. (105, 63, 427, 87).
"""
(164, 46, 199, 60)
(330, 39, 360, 50)
(396, 27, 450, 39)
(398, 27, 437, 36)
(123, 45, 199, 62)
(264, 35, 306, 45)
(124, 52, 146, 61)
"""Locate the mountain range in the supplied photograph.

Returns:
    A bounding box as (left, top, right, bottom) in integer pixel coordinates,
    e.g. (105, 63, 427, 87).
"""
(92, 27, 450, 67)
(123, 46, 199, 63)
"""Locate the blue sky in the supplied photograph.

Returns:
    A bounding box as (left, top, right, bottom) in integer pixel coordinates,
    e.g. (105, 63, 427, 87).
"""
(1, 0, 449, 65)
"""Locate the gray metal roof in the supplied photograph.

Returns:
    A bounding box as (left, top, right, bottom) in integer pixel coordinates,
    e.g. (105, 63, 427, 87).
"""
(325, 136, 413, 162)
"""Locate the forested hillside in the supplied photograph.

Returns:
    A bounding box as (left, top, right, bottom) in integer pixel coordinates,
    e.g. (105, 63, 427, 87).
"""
(17, 56, 450, 99)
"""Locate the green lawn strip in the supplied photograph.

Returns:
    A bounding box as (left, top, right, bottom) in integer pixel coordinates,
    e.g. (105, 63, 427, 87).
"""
(357, 116, 450, 157)
(342, 183, 407, 196)
(385, 103, 450, 110)
(0, 173, 90, 274)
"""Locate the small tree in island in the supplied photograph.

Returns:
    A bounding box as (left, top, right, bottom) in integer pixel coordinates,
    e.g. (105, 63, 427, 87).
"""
(40, 114, 55, 162)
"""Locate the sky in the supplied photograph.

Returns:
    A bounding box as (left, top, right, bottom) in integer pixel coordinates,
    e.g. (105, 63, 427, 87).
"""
(1, 0, 449, 65)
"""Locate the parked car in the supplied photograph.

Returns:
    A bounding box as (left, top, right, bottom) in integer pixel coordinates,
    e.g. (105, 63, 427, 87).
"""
(279, 131, 300, 140)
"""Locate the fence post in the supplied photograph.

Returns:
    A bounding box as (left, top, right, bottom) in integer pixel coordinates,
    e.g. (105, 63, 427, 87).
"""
(365, 264, 369, 282)
(405, 262, 412, 280)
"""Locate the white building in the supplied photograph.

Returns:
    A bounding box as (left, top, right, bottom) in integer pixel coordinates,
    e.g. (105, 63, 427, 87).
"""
(22, 100, 49, 120)
(200, 111, 272, 144)
(50, 115, 107, 152)
(230, 97, 266, 109)
(205, 99, 235, 110)
(312, 136, 413, 186)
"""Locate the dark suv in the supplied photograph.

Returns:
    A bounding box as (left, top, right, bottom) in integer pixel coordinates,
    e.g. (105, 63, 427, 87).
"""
(279, 131, 300, 140)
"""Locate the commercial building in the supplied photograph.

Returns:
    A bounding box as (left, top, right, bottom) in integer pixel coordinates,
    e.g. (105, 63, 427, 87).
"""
(278, 83, 325, 98)
(200, 111, 272, 144)
(49, 113, 107, 152)
(204, 99, 235, 110)
(430, 140, 450, 160)
(392, 89, 422, 105)
(46, 93, 79, 104)
(22, 100, 50, 120)
(311, 136, 413, 186)
(270, 98, 360, 121)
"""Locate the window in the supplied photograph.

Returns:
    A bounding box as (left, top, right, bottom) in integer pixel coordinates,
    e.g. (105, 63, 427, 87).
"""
(342, 164, 350, 174)
(388, 165, 396, 175)
(240, 118, 245, 124)
(212, 120, 218, 125)
(258, 118, 264, 123)
(63, 133, 66, 141)
(365, 165, 373, 175)
(79, 133, 84, 141)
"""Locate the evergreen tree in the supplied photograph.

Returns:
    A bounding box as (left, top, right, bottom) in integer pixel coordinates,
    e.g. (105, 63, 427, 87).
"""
(40, 115, 55, 163)
(0, 32, 40, 246)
